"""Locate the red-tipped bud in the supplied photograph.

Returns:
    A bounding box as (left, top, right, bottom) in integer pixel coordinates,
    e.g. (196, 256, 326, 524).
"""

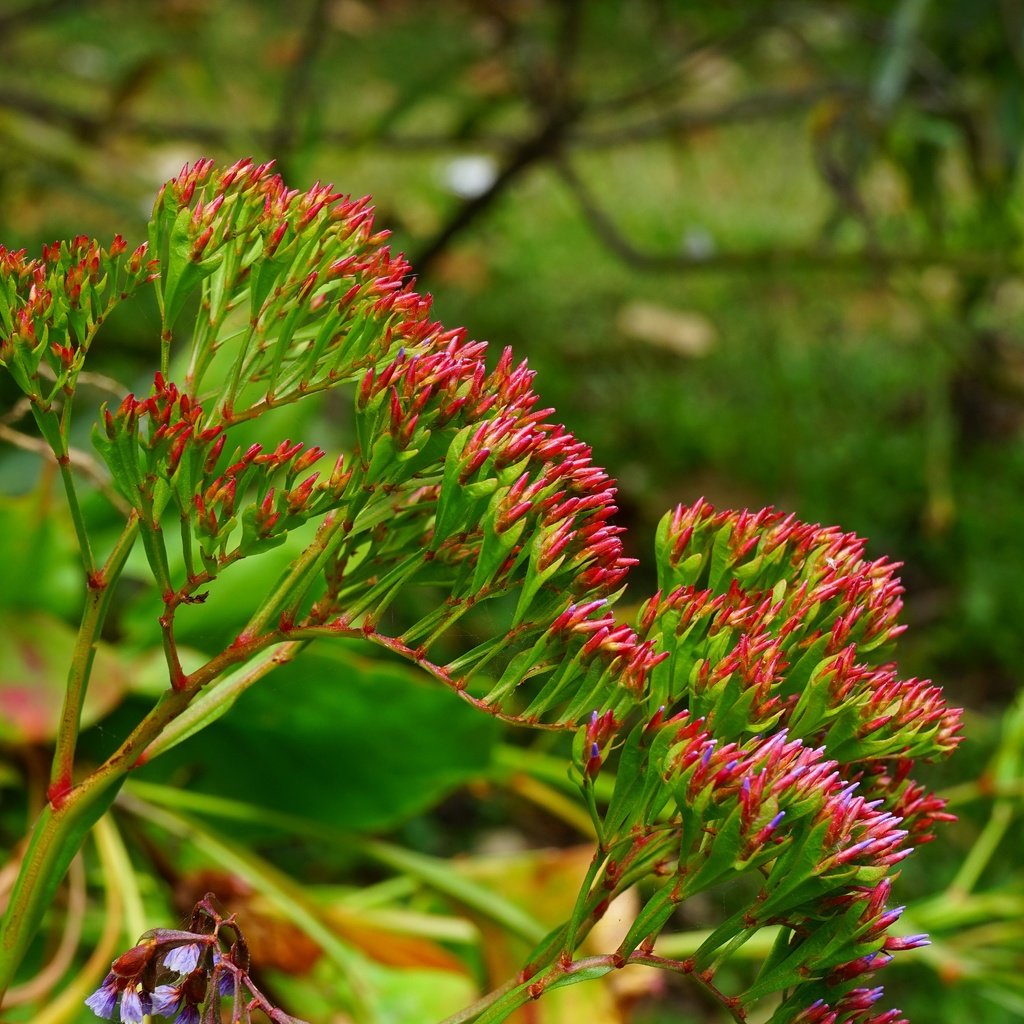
(297, 270, 318, 302)
(497, 499, 532, 534)
(291, 446, 326, 476)
(388, 387, 403, 435)
(128, 243, 149, 275)
(226, 443, 263, 476)
(191, 225, 214, 260)
(458, 447, 491, 484)
(286, 473, 319, 514)
(168, 433, 190, 474)
(203, 434, 226, 474)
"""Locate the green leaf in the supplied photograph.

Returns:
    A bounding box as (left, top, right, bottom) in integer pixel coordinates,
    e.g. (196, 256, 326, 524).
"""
(707, 521, 734, 591)
(130, 644, 500, 830)
(0, 492, 80, 617)
(160, 206, 224, 330)
(686, 808, 745, 893)
(0, 611, 130, 744)
(602, 723, 649, 837)
(616, 884, 677, 955)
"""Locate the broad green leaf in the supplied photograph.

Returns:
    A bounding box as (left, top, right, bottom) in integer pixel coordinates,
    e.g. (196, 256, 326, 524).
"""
(0, 611, 129, 744)
(0, 491, 80, 618)
(127, 644, 500, 830)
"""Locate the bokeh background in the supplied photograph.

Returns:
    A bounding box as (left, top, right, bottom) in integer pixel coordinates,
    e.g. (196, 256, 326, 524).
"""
(1, 2, 1022, 1022)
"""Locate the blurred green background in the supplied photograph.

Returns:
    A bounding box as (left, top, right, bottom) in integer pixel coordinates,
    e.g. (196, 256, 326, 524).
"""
(0, 1, 1022, 1022)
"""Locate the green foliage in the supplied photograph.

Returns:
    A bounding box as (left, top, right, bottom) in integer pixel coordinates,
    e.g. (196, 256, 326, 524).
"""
(135, 645, 501, 832)
(0, 4, 1021, 1022)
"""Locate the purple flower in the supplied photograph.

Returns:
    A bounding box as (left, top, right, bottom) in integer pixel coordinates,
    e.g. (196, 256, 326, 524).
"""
(172, 1007, 201, 1024)
(84, 973, 119, 1019)
(884, 933, 931, 951)
(119, 987, 146, 1024)
(163, 942, 202, 975)
(150, 984, 182, 1016)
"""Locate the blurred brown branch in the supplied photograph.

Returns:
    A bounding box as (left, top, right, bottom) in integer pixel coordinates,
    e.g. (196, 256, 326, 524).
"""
(0, 0, 77, 37)
(553, 157, 1013, 277)
(268, 0, 334, 179)
(0, 82, 861, 152)
(411, 0, 584, 277)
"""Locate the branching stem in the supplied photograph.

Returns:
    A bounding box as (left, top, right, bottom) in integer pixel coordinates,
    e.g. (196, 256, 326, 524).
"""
(0, 628, 283, 1000)
(49, 514, 140, 802)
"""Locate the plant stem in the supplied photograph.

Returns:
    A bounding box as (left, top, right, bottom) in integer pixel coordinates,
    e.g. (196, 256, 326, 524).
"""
(137, 501, 186, 687)
(241, 511, 347, 638)
(948, 798, 1017, 897)
(142, 641, 305, 760)
(472, 949, 748, 1024)
(33, 816, 126, 1024)
(436, 977, 522, 1024)
(91, 632, 282, 781)
(0, 633, 281, 1000)
(49, 515, 139, 801)
(31, 402, 96, 574)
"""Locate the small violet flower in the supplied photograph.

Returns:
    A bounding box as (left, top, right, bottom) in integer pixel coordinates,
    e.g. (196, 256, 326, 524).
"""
(150, 984, 182, 1016)
(118, 986, 148, 1024)
(84, 973, 119, 1019)
(163, 942, 202, 975)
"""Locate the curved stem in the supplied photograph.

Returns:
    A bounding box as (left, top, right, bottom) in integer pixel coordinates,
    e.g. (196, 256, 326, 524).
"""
(29, 401, 95, 574)
(137, 504, 185, 687)
(56, 453, 96, 576)
(89, 631, 283, 781)
(142, 641, 305, 761)
(49, 515, 139, 800)
(288, 624, 570, 727)
(0, 630, 282, 1000)
(474, 949, 748, 1024)
(33, 816, 126, 1024)
(240, 512, 348, 638)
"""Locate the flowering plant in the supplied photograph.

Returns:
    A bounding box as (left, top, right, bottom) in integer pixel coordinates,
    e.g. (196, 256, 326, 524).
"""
(0, 160, 960, 1023)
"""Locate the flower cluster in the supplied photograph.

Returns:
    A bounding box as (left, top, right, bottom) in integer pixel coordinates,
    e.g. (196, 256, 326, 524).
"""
(88, 158, 654, 726)
(84, 895, 307, 1024)
(659, 716, 912, 899)
(637, 501, 961, 797)
(567, 501, 961, 1020)
(98, 370, 351, 569)
(5, 161, 962, 1024)
(787, 988, 909, 1024)
(0, 233, 151, 401)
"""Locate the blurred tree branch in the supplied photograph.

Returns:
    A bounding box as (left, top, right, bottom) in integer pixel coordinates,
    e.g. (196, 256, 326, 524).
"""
(268, 0, 334, 180)
(572, 83, 857, 147)
(0, 0, 1018, 288)
(411, 0, 584, 276)
(0, 82, 862, 152)
(553, 157, 1013, 276)
(0, 0, 77, 37)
